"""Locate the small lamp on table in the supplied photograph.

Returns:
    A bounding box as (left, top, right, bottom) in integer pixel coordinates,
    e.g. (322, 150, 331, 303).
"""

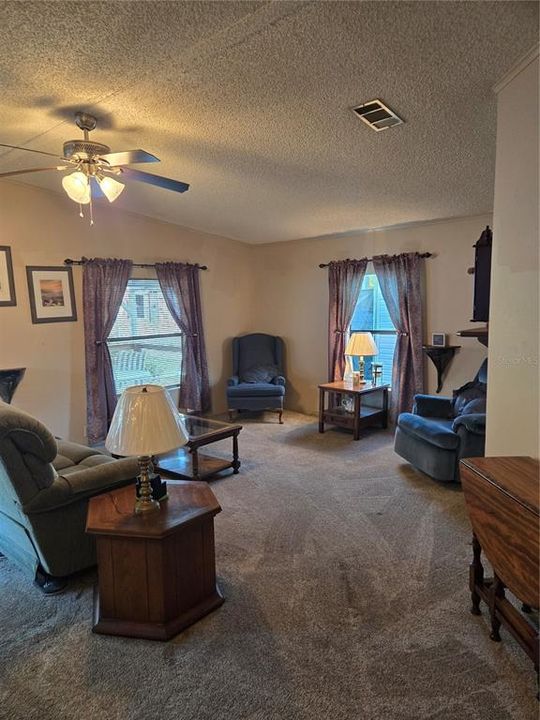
(105, 384, 188, 514)
(345, 332, 379, 385)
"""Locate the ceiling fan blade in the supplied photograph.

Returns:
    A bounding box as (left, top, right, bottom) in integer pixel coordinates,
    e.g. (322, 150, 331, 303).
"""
(0, 166, 67, 178)
(117, 167, 190, 193)
(100, 149, 159, 166)
(0, 142, 64, 160)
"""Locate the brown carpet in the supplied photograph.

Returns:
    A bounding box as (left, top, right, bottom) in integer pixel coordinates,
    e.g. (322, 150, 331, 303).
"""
(0, 412, 537, 720)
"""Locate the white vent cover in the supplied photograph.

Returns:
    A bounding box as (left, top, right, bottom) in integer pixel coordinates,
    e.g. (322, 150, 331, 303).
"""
(352, 99, 404, 132)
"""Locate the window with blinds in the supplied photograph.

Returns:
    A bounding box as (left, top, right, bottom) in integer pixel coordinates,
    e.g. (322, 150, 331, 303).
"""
(107, 279, 182, 393)
(350, 273, 396, 385)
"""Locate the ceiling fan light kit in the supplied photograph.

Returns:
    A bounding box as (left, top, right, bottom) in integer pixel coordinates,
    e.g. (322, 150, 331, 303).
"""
(0, 111, 189, 225)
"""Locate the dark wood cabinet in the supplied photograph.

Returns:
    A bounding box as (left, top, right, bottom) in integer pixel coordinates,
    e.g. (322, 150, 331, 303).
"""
(471, 225, 492, 323)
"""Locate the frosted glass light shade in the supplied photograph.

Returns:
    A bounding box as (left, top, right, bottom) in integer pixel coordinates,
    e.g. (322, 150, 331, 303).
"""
(62, 171, 90, 204)
(105, 385, 188, 457)
(97, 175, 125, 203)
(345, 332, 379, 357)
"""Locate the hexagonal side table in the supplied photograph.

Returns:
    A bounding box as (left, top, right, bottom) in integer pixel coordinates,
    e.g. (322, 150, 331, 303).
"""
(86, 482, 224, 640)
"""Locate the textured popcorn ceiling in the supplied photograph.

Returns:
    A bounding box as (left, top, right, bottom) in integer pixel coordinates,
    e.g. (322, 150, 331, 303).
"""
(0, 1, 537, 243)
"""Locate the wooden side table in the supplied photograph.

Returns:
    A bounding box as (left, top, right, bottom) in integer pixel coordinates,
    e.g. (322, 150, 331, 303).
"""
(86, 482, 224, 641)
(318, 381, 390, 440)
(460, 457, 539, 688)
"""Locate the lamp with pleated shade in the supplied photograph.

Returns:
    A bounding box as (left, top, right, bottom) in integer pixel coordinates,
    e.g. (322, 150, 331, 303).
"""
(345, 332, 379, 384)
(106, 385, 188, 513)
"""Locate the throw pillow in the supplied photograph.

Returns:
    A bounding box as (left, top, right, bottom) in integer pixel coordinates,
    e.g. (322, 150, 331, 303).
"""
(241, 364, 279, 383)
(452, 380, 486, 417)
(458, 397, 487, 416)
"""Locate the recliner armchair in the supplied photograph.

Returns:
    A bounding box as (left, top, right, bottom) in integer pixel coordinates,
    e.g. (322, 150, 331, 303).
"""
(227, 333, 286, 423)
(394, 360, 487, 482)
(0, 401, 139, 591)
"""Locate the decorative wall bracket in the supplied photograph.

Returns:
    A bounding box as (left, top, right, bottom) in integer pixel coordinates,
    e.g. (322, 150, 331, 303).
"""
(422, 346, 460, 393)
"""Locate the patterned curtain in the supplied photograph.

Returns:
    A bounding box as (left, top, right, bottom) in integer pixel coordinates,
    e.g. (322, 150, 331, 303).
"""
(155, 262, 210, 413)
(372, 253, 425, 420)
(328, 259, 368, 381)
(83, 258, 132, 444)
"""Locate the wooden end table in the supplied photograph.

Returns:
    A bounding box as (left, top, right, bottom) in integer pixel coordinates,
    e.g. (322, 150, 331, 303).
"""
(86, 482, 224, 641)
(155, 413, 242, 480)
(318, 381, 390, 440)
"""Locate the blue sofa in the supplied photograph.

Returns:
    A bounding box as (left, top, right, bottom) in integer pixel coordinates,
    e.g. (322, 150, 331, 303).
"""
(394, 360, 487, 482)
(227, 334, 286, 423)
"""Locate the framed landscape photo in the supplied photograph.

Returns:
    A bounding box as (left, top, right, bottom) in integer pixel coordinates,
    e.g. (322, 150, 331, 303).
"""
(26, 266, 77, 324)
(0, 246, 16, 306)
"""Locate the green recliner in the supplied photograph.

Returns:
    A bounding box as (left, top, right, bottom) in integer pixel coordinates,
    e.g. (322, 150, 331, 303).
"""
(0, 401, 139, 590)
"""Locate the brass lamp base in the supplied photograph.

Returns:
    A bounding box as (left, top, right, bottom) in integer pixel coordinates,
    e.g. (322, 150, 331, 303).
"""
(135, 456, 160, 514)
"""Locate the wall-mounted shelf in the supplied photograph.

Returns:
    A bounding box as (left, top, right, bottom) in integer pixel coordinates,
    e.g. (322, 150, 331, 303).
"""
(0, 367, 26, 404)
(456, 326, 489, 347)
(422, 346, 460, 393)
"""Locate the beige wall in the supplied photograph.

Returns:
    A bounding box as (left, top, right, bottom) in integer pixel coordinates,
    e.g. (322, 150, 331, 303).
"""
(486, 50, 539, 457)
(0, 181, 254, 441)
(250, 215, 490, 415)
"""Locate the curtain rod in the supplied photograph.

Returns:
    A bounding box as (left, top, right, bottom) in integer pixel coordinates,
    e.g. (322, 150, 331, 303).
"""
(318, 252, 433, 268)
(64, 257, 208, 270)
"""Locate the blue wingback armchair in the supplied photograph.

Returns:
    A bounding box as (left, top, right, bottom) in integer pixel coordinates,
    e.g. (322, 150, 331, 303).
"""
(394, 360, 487, 482)
(227, 334, 286, 423)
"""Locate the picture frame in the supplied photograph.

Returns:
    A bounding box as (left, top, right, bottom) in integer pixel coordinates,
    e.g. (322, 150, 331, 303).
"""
(26, 265, 77, 324)
(0, 246, 16, 307)
(431, 332, 446, 347)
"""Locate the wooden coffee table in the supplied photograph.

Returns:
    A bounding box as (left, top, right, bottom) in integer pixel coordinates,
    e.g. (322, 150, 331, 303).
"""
(155, 414, 242, 480)
(86, 482, 224, 641)
(318, 380, 390, 440)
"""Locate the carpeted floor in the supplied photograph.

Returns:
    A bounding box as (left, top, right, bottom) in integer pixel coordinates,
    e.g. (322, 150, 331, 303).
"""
(0, 412, 537, 720)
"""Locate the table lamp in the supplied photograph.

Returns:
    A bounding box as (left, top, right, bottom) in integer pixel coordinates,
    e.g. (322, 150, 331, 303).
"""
(105, 385, 188, 514)
(345, 332, 379, 385)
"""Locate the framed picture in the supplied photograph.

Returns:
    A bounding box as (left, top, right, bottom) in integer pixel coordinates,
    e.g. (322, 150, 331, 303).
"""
(0, 246, 16, 306)
(431, 332, 446, 347)
(26, 266, 77, 324)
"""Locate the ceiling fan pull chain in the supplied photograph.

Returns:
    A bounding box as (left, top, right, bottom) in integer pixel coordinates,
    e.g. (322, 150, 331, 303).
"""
(79, 203, 84, 219)
(89, 194, 94, 226)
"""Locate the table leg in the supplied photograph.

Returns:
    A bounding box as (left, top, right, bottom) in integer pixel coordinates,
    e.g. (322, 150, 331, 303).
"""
(353, 394, 361, 440)
(318, 388, 325, 433)
(382, 388, 389, 429)
(489, 574, 505, 642)
(191, 448, 200, 480)
(232, 432, 241, 474)
(470, 533, 483, 616)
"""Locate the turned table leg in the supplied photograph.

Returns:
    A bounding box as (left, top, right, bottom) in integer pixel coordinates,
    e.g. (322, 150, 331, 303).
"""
(232, 432, 241, 474)
(489, 574, 505, 642)
(470, 533, 484, 616)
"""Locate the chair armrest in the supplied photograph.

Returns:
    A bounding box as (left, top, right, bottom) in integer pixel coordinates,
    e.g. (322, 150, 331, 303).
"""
(413, 395, 453, 418)
(227, 375, 240, 386)
(271, 376, 286, 386)
(452, 413, 486, 435)
(23, 457, 139, 514)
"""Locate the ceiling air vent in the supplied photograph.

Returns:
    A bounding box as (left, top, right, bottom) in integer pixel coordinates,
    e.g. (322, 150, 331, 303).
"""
(352, 99, 404, 132)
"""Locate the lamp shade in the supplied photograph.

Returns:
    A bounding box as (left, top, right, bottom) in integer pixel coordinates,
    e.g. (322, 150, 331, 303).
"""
(97, 175, 125, 203)
(62, 171, 91, 204)
(105, 385, 188, 457)
(345, 332, 379, 357)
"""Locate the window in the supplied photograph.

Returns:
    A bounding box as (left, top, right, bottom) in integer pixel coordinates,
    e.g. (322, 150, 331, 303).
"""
(350, 272, 396, 385)
(107, 279, 182, 394)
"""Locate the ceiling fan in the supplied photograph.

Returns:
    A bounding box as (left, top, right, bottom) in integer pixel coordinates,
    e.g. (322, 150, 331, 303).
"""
(0, 111, 189, 224)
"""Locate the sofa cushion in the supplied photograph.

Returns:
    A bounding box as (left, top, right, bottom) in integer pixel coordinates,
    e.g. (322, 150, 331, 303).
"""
(241, 364, 280, 383)
(227, 382, 285, 398)
(397, 413, 460, 450)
